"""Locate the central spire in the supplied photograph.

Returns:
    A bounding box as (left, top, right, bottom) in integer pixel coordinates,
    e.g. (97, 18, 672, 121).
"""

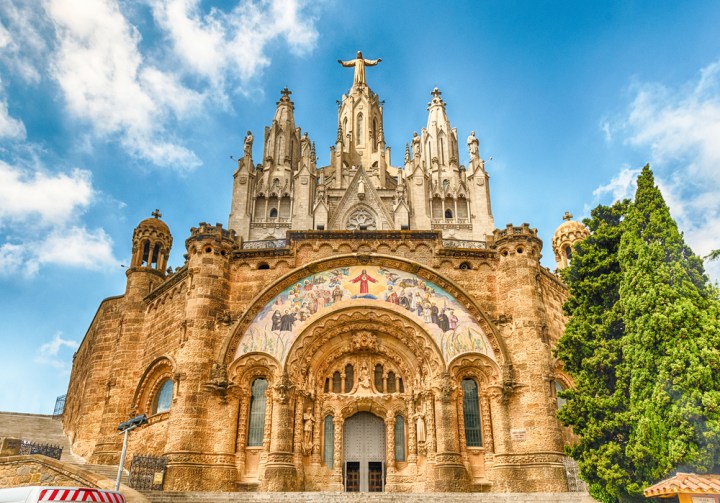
(338, 51, 382, 88)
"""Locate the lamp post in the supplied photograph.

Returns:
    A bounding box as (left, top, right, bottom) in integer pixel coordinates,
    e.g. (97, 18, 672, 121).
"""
(116, 414, 148, 491)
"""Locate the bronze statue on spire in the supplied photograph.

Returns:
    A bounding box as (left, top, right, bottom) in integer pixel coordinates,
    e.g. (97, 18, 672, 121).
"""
(338, 51, 381, 87)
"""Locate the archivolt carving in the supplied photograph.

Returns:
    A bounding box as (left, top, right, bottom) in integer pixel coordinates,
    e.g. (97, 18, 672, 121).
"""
(131, 355, 176, 415)
(229, 352, 281, 389)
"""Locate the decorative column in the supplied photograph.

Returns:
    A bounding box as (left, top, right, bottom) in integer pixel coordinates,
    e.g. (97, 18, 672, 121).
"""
(234, 391, 249, 480)
(385, 415, 396, 474)
(431, 372, 469, 492)
(260, 373, 299, 491)
(329, 415, 344, 491)
(292, 393, 306, 485)
(407, 397, 417, 465)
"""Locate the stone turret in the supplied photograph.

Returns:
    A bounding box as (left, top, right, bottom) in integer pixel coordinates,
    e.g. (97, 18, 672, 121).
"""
(126, 209, 172, 299)
(551, 212, 590, 269)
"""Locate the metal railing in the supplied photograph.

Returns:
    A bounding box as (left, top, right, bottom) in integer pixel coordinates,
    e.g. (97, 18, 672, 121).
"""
(128, 455, 168, 491)
(19, 440, 62, 460)
(53, 394, 66, 419)
(442, 239, 487, 249)
(242, 239, 288, 250)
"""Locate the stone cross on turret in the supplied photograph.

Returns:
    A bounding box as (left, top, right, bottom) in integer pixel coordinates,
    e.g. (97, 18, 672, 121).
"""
(152, 209, 162, 219)
(563, 211, 573, 221)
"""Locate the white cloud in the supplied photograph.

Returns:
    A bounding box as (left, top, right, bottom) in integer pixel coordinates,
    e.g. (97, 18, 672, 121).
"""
(0, 1, 47, 83)
(600, 59, 720, 282)
(38, 226, 118, 270)
(592, 166, 639, 202)
(0, 161, 92, 225)
(35, 332, 79, 372)
(0, 98, 25, 139)
(149, 0, 318, 94)
(45, 0, 202, 169)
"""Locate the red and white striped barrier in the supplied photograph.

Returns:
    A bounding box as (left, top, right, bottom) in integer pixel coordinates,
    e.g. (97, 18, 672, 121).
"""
(38, 487, 125, 502)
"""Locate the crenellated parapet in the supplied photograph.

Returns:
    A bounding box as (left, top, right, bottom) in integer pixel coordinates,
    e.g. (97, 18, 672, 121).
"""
(492, 223, 543, 257)
(185, 222, 237, 257)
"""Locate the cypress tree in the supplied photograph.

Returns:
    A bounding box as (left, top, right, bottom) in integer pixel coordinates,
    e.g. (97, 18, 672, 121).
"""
(555, 200, 631, 503)
(617, 165, 720, 498)
(558, 165, 720, 502)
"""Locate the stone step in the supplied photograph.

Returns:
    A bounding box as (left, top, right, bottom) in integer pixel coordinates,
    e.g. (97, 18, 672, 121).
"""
(143, 492, 596, 503)
(0, 411, 85, 464)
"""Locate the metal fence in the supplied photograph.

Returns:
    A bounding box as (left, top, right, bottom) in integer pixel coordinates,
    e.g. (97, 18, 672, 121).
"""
(53, 394, 66, 419)
(128, 455, 168, 491)
(563, 456, 588, 492)
(19, 440, 62, 460)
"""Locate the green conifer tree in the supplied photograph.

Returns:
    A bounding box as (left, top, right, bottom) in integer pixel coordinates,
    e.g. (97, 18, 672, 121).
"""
(558, 165, 720, 502)
(617, 165, 720, 498)
(555, 200, 631, 502)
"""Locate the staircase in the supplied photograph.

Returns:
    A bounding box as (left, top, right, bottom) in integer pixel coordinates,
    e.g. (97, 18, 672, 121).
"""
(0, 411, 128, 484)
(144, 492, 596, 503)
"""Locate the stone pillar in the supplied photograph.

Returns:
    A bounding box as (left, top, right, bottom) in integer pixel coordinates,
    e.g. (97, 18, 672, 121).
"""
(235, 392, 249, 478)
(328, 415, 344, 491)
(431, 373, 469, 492)
(260, 373, 299, 491)
(407, 397, 417, 465)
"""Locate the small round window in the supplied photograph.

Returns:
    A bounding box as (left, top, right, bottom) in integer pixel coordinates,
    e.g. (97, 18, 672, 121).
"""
(153, 379, 173, 414)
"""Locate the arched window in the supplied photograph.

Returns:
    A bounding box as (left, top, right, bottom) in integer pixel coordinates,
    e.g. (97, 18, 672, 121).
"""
(462, 378, 482, 447)
(387, 372, 396, 393)
(555, 380, 567, 409)
(372, 118, 378, 150)
(151, 243, 161, 268)
(344, 364, 354, 393)
(398, 378, 404, 393)
(324, 415, 334, 468)
(141, 240, 150, 266)
(332, 371, 341, 393)
(374, 364, 384, 392)
(152, 379, 173, 414)
(445, 209, 453, 219)
(324, 378, 329, 393)
(394, 415, 405, 462)
(269, 208, 278, 218)
(247, 378, 268, 446)
(565, 246, 572, 261)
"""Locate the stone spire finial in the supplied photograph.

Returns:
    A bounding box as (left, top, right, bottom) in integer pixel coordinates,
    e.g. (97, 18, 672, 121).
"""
(280, 87, 292, 101)
(563, 211, 573, 221)
(152, 209, 162, 219)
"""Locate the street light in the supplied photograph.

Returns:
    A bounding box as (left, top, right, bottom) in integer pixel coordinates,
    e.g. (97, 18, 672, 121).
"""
(115, 414, 148, 491)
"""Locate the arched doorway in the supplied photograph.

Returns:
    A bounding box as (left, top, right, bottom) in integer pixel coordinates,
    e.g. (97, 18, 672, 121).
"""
(343, 412, 385, 492)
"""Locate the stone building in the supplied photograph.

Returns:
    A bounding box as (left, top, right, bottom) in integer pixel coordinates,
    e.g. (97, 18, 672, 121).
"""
(63, 54, 585, 494)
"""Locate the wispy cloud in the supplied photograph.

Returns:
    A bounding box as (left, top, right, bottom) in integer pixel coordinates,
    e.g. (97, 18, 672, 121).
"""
(149, 0, 319, 98)
(35, 332, 79, 372)
(0, 97, 25, 139)
(0, 159, 118, 276)
(598, 60, 720, 281)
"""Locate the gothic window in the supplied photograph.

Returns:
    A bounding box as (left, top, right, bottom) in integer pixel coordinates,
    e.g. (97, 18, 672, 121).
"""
(387, 372, 396, 393)
(324, 378, 329, 393)
(346, 208, 377, 231)
(356, 113, 364, 144)
(372, 118, 378, 150)
(445, 208, 453, 219)
(269, 208, 278, 218)
(462, 378, 482, 447)
(152, 379, 173, 414)
(443, 179, 450, 191)
(398, 378, 404, 393)
(276, 133, 285, 156)
(343, 117, 348, 137)
(394, 415, 405, 462)
(332, 371, 341, 393)
(374, 364, 384, 392)
(324, 415, 334, 468)
(247, 378, 268, 446)
(554, 380, 567, 409)
(344, 364, 354, 393)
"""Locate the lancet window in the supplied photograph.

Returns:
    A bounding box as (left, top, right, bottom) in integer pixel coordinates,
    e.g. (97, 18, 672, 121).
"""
(374, 364, 384, 392)
(462, 378, 482, 447)
(344, 364, 354, 393)
(324, 415, 334, 468)
(394, 415, 405, 462)
(247, 378, 268, 446)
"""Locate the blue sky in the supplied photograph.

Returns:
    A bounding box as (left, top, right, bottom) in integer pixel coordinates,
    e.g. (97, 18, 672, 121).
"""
(1, 0, 719, 414)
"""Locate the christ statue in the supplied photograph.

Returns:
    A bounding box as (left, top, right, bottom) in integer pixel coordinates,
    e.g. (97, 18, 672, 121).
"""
(338, 51, 382, 87)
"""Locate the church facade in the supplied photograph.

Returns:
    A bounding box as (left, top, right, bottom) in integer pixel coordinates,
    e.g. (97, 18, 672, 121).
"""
(63, 55, 584, 493)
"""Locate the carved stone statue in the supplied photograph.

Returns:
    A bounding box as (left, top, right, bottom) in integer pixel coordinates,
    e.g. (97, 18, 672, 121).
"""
(411, 132, 421, 158)
(302, 406, 314, 454)
(338, 51, 382, 87)
(244, 131, 253, 156)
(467, 130, 479, 159)
(415, 411, 426, 443)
